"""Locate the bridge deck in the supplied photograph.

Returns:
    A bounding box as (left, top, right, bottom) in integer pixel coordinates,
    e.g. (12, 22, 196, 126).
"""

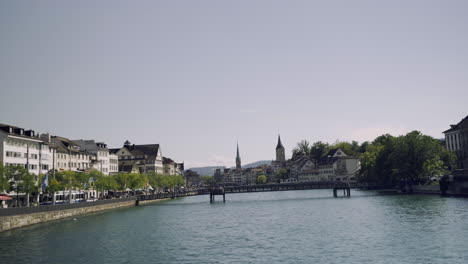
(220, 182, 362, 194)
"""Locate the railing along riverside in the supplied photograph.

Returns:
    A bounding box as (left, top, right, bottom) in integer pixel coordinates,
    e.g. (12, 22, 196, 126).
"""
(0, 197, 137, 217)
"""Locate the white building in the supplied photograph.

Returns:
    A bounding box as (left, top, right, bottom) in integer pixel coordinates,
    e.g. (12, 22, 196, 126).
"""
(0, 124, 53, 176)
(110, 140, 163, 174)
(40, 135, 92, 172)
(73, 140, 112, 175)
(295, 148, 360, 183)
(109, 154, 119, 174)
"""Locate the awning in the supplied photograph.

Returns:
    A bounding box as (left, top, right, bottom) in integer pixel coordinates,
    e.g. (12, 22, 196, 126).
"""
(0, 195, 13, 201)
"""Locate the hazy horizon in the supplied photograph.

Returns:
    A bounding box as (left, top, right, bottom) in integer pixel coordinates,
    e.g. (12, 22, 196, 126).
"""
(1, 1, 467, 168)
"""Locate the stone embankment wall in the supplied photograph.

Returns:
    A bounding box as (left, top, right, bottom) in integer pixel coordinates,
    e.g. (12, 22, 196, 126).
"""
(0, 200, 136, 232)
(411, 185, 441, 194)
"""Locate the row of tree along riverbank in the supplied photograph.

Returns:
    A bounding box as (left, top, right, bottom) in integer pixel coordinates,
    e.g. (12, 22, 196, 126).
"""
(293, 130, 457, 188)
(0, 164, 185, 208)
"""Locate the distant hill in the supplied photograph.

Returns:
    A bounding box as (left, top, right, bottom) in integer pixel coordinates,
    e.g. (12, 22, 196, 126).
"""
(188, 160, 272, 176)
(241, 160, 271, 169)
(187, 166, 225, 176)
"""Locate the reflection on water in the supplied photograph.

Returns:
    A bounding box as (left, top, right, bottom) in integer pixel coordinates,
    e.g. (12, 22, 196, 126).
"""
(1, 190, 468, 263)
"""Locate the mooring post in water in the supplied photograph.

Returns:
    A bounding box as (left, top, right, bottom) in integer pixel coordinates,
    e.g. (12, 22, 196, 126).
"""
(223, 193, 225, 203)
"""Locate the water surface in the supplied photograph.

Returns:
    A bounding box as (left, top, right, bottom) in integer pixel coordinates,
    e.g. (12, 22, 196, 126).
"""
(1, 190, 468, 263)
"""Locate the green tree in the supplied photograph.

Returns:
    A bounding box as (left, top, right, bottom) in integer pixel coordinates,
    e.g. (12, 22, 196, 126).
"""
(0, 164, 8, 193)
(127, 173, 147, 194)
(256, 175, 267, 185)
(75, 172, 90, 191)
(114, 172, 130, 191)
(146, 172, 162, 193)
(5, 165, 37, 207)
(357, 131, 456, 187)
(310, 141, 330, 159)
(292, 140, 311, 157)
(274, 168, 289, 183)
(201, 175, 215, 186)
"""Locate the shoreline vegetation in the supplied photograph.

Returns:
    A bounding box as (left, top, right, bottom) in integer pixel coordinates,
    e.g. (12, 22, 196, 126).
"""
(291, 130, 456, 186)
(0, 166, 184, 208)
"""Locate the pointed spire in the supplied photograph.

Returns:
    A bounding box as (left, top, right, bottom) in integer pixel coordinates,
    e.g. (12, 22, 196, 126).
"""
(276, 134, 284, 150)
(236, 142, 241, 169)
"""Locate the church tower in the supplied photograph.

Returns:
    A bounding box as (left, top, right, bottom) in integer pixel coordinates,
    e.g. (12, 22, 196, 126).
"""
(236, 142, 242, 169)
(276, 135, 286, 162)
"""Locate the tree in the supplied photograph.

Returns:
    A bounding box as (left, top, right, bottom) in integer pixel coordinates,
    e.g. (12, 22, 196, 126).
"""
(127, 173, 147, 194)
(327, 141, 358, 157)
(5, 165, 37, 207)
(114, 172, 130, 191)
(0, 164, 8, 193)
(146, 172, 162, 193)
(60, 171, 77, 203)
(201, 175, 215, 186)
(357, 131, 456, 187)
(274, 168, 289, 183)
(292, 140, 311, 157)
(75, 172, 90, 191)
(310, 141, 330, 159)
(256, 175, 267, 185)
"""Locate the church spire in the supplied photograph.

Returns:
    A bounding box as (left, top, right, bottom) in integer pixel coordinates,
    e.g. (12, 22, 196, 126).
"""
(276, 135, 285, 162)
(236, 142, 241, 169)
(276, 134, 284, 150)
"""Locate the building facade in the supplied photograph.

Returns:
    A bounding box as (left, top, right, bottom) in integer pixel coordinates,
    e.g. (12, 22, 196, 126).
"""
(110, 140, 164, 174)
(0, 124, 53, 175)
(444, 115, 468, 169)
(73, 140, 112, 175)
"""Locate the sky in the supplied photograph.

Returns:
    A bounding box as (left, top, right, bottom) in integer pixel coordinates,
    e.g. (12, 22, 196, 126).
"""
(1, 1, 467, 168)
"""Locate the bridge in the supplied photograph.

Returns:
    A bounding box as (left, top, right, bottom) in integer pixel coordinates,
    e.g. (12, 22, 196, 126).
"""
(206, 181, 371, 203)
(138, 181, 383, 204)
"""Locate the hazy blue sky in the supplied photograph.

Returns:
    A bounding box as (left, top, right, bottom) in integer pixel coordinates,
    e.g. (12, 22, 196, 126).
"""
(1, 1, 467, 168)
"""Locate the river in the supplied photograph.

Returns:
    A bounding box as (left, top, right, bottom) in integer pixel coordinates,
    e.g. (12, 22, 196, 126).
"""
(1, 190, 468, 263)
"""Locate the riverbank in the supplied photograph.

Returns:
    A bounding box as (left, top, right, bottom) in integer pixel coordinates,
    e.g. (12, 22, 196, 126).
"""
(0, 197, 171, 232)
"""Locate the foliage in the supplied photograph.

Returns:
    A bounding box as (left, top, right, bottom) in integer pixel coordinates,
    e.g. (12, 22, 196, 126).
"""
(201, 175, 215, 186)
(256, 175, 267, 185)
(292, 140, 311, 157)
(5, 165, 38, 206)
(274, 168, 289, 182)
(5, 165, 37, 195)
(309, 141, 330, 159)
(126, 173, 147, 190)
(114, 172, 130, 191)
(327, 141, 361, 157)
(357, 131, 456, 186)
(0, 164, 8, 192)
